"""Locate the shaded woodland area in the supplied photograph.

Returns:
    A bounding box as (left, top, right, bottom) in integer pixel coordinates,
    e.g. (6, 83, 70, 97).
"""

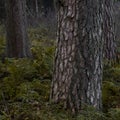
(0, 0, 120, 120)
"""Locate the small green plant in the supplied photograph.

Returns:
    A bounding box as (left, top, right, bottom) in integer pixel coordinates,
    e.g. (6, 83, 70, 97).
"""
(76, 105, 107, 120)
(103, 65, 120, 111)
(107, 108, 120, 120)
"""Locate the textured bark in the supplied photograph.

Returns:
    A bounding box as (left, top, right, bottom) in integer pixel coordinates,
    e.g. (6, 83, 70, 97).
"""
(6, 0, 31, 58)
(51, 0, 80, 113)
(51, 0, 104, 113)
(104, 0, 117, 62)
(78, 0, 104, 110)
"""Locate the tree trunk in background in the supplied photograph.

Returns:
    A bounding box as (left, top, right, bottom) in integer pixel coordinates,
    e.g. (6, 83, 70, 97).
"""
(0, 0, 5, 21)
(104, 0, 117, 63)
(51, 0, 104, 113)
(6, 0, 31, 58)
(42, 0, 54, 14)
(35, 0, 39, 18)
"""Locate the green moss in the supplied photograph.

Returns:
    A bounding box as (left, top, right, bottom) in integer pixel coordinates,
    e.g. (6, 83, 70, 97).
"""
(77, 106, 107, 120)
(0, 25, 120, 120)
(103, 64, 120, 112)
(103, 65, 120, 83)
(107, 108, 120, 120)
(102, 81, 120, 111)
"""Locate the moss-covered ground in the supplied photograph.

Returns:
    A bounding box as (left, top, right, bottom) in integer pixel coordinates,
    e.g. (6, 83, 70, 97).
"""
(0, 25, 120, 120)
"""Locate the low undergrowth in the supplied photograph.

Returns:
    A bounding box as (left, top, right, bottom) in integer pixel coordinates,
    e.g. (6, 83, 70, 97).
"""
(0, 26, 120, 120)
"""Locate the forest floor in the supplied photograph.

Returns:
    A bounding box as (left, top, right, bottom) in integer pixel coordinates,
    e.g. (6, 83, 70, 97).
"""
(0, 25, 120, 120)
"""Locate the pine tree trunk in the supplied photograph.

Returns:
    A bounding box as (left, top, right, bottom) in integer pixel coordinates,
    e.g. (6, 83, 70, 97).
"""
(51, 0, 80, 113)
(104, 0, 116, 63)
(6, 0, 31, 58)
(78, 0, 104, 110)
(51, 0, 104, 113)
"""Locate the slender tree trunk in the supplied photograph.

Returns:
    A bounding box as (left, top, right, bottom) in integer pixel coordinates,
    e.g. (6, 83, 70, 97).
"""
(104, 0, 117, 63)
(35, 0, 39, 18)
(42, 0, 54, 14)
(6, 0, 31, 58)
(51, 0, 104, 113)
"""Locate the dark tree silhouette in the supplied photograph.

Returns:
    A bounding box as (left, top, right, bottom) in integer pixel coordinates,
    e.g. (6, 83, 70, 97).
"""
(6, 0, 31, 58)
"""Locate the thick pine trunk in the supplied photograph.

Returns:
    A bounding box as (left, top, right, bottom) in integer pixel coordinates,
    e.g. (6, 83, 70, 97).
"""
(78, 0, 104, 110)
(6, 0, 31, 58)
(51, 0, 104, 113)
(104, 0, 116, 63)
(51, 0, 80, 113)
